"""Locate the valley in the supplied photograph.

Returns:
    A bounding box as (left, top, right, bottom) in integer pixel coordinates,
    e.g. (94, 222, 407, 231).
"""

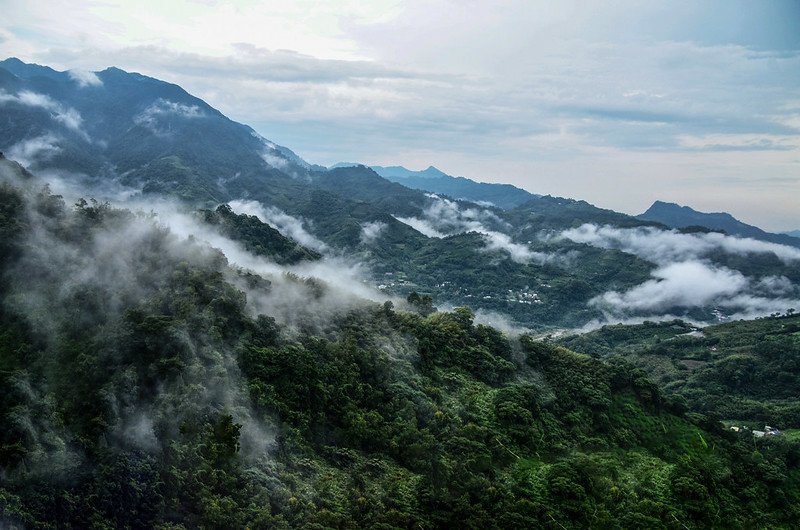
(1, 54, 799, 529)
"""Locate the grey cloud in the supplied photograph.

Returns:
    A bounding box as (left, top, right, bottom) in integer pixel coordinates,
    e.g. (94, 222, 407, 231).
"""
(756, 275, 797, 296)
(41, 36, 800, 170)
(59, 43, 449, 85)
(6, 134, 62, 166)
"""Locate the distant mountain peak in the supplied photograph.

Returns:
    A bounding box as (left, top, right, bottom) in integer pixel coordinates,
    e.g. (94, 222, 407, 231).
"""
(644, 201, 737, 222)
(0, 57, 63, 80)
(421, 165, 446, 177)
(639, 200, 800, 249)
(364, 164, 538, 209)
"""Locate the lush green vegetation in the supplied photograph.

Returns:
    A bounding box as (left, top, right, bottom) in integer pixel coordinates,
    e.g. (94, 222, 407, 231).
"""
(199, 204, 321, 265)
(556, 315, 800, 428)
(1, 180, 799, 529)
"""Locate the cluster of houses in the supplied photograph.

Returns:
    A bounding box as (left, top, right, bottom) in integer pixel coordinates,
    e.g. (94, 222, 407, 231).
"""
(376, 271, 415, 291)
(504, 288, 543, 305)
(730, 425, 782, 438)
(375, 274, 551, 310)
(711, 308, 729, 322)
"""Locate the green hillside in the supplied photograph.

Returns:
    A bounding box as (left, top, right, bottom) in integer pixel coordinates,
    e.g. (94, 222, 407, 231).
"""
(555, 314, 800, 428)
(1, 169, 799, 529)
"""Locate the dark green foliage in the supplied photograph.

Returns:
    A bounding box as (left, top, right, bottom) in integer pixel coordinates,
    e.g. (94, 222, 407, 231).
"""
(557, 315, 800, 427)
(200, 204, 320, 264)
(1, 181, 799, 529)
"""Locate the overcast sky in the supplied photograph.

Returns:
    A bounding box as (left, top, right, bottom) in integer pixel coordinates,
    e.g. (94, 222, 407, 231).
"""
(2, 0, 799, 230)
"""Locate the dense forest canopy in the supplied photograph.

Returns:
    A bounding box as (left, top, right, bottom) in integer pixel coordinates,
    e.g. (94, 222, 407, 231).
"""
(1, 160, 799, 529)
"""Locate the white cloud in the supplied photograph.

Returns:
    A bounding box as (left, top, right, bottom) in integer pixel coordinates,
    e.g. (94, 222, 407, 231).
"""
(0, 90, 89, 140)
(480, 231, 549, 265)
(393, 215, 445, 238)
(68, 69, 103, 87)
(122, 199, 391, 333)
(133, 99, 205, 135)
(260, 152, 289, 169)
(360, 220, 386, 243)
(6, 134, 62, 166)
(396, 195, 555, 264)
(227, 199, 329, 253)
(560, 223, 800, 265)
(569, 224, 800, 320)
(591, 261, 748, 312)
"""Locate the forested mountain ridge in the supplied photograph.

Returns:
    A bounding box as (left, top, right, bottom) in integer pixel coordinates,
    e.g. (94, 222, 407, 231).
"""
(1, 163, 799, 529)
(363, 164, 539, 209)
(1, 57, 799, 330)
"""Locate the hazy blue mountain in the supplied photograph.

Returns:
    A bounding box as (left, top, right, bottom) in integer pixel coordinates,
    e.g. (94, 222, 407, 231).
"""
(512, 195, 659, 232)
(335, 163, 539, 209)
(372, 165, 448, 179)
(0, 57, 314, 201)
(783, 230, 800, 239)
(638, 200, 800, 249)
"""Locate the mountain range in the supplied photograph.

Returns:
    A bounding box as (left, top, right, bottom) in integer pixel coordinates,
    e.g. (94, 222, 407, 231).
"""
(2, 57, 800, 529)
(332, 163, 539, 209)
(1, 57, 799, 329)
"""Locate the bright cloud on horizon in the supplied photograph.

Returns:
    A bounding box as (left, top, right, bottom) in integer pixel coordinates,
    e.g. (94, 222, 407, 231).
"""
(1, 0, 799, 230)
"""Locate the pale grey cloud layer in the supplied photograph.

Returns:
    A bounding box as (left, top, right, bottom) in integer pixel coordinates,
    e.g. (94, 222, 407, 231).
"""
(396, 194, 557, 264)
(0, 89, 89, 140)
(560, 223, 800, 320)
(1, 0, 798, 230)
